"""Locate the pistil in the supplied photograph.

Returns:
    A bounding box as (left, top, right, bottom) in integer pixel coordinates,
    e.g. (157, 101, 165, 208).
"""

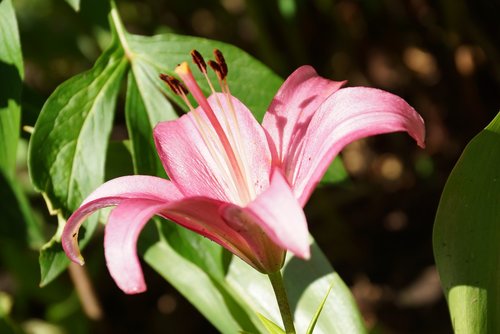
(175, 62, 252, 204)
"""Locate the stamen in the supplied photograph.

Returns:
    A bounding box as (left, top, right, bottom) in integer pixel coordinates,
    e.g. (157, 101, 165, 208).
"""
(159, 73, 188, 96)
(191, 50, 207, 73)
(207, 58, 255, 200)
(175, 61, 252, 203)
(214, 49, 228, 79)
(208, 60, 223, 80)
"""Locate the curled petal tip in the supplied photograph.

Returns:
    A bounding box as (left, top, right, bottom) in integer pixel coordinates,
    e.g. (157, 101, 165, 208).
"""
(76, 256, 85, 266)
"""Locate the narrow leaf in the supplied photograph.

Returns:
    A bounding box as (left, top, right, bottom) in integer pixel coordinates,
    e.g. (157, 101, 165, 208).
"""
(0, 0, 23, 178)
(0, 170, 44, 248)
(434, 111, 500, 333)
(256, 313, 286, 334)
(306, 280, 334, 334)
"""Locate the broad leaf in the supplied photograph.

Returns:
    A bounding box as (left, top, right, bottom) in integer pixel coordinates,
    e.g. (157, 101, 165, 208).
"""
(434, 111, 500, 333)
(144, 222, 262, 334)
(29, 34, 128, 214)
(29, 31, 128, 285)
(148, 228, 366, 333)
(0, 0, 23, 179)
(227, 243, 367, 334)
(39, 218, 71, 287)
(306, 279, 334, 334)
(125, 71, 171, 176)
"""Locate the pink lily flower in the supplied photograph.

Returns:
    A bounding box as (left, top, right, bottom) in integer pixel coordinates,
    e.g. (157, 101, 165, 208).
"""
(62, 50, 425, 294)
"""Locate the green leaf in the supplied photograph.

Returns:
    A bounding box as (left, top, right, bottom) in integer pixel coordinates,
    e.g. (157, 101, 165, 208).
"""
(144, 222, 262, 334)
(149, 228, 366, 333)
(0, 170, 44, 248)
(29, 34, 128, 215)
(0, 0, 23, 179)
(256, 313, 285, 334)
(306, 280, 334, 334)
(104, 140, 134, 180)
(320, 156, 348, 185)
(125, 71, 171, 176)
(433, 111, 500, 333)
(160, 222, 231, 281)
(227, 242, 367, 334)
(29, 29, 128, 285)
(65, 0, 80, 11)
(39, 233, 70, 287)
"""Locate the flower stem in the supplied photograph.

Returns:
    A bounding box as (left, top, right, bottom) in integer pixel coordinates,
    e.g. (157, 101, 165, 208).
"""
(268, 271, 296, 333)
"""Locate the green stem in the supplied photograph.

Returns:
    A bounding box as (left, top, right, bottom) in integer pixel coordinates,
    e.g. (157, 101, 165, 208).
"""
(268, 271, 296, 333)
(109, 0, 132, 58)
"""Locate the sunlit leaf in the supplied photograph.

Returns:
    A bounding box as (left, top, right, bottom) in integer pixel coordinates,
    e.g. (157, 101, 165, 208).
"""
(29, 31, 128, 285)
(256, 313, 285, 334)
(434, 111, 500, 333)
(144, 221, 262, 334)
(306, 279, 334, 334)
(29, 35, 128, 214)
(227, 242, 367, 334)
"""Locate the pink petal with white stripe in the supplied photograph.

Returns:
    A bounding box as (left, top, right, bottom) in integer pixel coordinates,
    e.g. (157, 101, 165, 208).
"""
(262, 65, 345, 167)
(62, 176, 182, 265)
(288, 87, 426, 205)
(223, 169, 310, 259)
(154, 93, 271, 205)
(104, 199, 168, 294)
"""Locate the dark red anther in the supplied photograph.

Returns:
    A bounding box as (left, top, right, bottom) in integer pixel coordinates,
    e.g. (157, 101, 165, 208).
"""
(159, 73, 188, 95)
(213, 49, 228, 79)
(208, 60, 223, 80)
(191, 50, 207, 73)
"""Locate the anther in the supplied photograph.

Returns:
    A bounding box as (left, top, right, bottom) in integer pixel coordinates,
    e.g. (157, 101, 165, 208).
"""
(208, 60, 224, 80)
(159, 73, 188, 95)
(191, 50, 207, 73)
(213, 49, 228, 79)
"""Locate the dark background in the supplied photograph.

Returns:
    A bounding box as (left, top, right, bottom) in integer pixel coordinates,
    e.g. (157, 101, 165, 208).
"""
(3, 0, 499, 333)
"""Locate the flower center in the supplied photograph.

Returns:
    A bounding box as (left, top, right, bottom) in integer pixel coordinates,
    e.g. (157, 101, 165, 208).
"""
(160, 50, 254, 205)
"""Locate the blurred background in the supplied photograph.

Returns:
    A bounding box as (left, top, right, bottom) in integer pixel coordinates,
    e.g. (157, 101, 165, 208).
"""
(2, 0, 499, 333)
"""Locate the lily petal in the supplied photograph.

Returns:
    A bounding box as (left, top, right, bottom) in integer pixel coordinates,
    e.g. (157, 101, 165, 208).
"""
(163, 197, 283, 273)
(62, 176, 182, 265)
(230, 169, 310, 259)
(289, 87, 426, 205)
(105, 198, 168, 294)
(154, 93, 271, 205)
(262, 65, 345, 166)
